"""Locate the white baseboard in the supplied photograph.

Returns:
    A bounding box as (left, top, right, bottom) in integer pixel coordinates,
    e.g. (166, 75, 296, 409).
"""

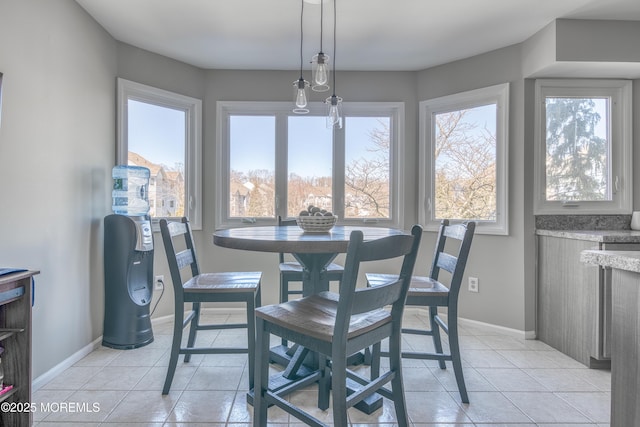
(458, 316, 536, 340)
(32, 315, 172, 392)
(406, 307, 536, 340)
(32, 336, 103, 392)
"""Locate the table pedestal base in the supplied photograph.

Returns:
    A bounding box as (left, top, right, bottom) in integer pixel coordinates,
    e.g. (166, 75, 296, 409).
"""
(247, 345, 383, 415)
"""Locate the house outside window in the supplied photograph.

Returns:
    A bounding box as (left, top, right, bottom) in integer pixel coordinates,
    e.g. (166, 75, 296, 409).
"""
(215, 101, 404, 229)
(117, 78, 202, 229)
(419, 83, 509, 235)
(534, 79, 632, 214)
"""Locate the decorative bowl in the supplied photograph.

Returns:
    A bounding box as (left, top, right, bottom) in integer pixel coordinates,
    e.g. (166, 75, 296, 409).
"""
(296, 215, 337, 233)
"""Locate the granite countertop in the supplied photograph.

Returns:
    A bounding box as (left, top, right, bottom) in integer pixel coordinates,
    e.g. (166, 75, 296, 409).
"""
(536, 229, 640, 243)
(581, 250, 640, 273)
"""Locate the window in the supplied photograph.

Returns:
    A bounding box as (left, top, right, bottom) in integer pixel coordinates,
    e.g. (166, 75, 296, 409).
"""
(534, 79, 632, 214)
(216, 101, 404, 228)
(117, 78, 202, 229)
(419, 83, 509, 235)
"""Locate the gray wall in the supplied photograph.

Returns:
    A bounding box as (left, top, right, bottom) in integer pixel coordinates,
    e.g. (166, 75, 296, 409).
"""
(1, 0, 639, 381)
(0, 0, 116, 376)
(416, 45, 533, 332)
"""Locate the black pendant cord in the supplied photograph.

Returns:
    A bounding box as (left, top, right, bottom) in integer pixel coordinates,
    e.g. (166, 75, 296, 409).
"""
(299, 0, 304, 79)
(319, 0, 324, 54)
(331, 0, 337, 97)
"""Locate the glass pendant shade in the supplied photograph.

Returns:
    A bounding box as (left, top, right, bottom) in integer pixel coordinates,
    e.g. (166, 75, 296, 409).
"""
(311, 53, 330, 92)
(293, 78, 310, 114)
(325, 94, 342, 128)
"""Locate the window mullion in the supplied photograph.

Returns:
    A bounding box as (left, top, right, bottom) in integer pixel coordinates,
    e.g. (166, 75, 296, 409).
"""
(333, 121, 346, 221)
(274, 112, 289, 219)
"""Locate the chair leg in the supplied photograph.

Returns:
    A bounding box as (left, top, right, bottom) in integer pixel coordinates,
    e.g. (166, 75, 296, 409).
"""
(317, 353, 330, 410)
(279, 275, 288, 304)
(448, 310, 469, 403)
(253, 317, 269, 427)
(279, 275, 289, 347)
(184, 302, 201, 363)
(163, 299, 185, 395)
(330, 351, 349, 427)
(388, 332, 409, 427)
(370, 342, 381, 379)
(363, 346, 372, 365)
(429, 306, 446, 369)
(246, 292, 257, 390)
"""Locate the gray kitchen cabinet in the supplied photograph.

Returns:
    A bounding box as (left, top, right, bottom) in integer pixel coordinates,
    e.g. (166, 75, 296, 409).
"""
(536, 230, 640, 368)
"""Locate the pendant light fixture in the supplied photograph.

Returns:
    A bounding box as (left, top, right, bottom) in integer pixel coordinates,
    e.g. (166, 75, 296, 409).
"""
(293, 0, 310, 114)
(311, 0, 330, 92)
(325, 0, 342, 128)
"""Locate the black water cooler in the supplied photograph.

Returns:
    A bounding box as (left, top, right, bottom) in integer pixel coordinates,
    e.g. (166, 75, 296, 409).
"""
(103, 214, 154, 349)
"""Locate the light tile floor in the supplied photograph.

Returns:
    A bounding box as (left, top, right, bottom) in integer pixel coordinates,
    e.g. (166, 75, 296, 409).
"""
(34, 309, 611, 426)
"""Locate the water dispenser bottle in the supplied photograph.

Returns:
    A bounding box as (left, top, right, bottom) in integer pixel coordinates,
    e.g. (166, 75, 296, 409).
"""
(112, 165, 150, 216)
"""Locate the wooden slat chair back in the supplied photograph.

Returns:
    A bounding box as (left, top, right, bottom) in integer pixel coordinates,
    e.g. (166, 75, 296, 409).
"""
(367, 219, 476, 403)
(276, 216, 344, 347)
(159, 217, 261, 395)
(253, 225, 422, 427)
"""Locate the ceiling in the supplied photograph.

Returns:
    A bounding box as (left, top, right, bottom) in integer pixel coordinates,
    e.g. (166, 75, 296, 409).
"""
(75, 0, 640, 72)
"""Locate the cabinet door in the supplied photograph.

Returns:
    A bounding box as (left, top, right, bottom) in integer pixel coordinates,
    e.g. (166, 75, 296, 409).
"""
(598, 243, 640, 359)
(537, 236, 600, 366)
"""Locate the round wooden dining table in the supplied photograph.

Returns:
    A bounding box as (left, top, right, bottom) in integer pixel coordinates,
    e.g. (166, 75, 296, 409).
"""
(213, 224, 407, 413)
(213, 225, 407, 296)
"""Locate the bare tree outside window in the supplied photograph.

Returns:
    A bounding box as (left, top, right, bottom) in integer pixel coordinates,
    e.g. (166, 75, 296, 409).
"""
(345, 117, 390, 218)
(434, 106, 497, 221)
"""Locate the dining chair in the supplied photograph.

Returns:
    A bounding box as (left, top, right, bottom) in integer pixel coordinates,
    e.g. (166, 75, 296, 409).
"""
(159, 217, 261, 395)
(253, 224, 422, 427)
(367, 219, 475, 403)
(277, 216, 343, 347)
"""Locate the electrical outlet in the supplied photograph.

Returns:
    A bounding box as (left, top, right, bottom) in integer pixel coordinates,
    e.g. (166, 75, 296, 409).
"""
(155, 275, 164, 290)
(468, 277, 479, 293)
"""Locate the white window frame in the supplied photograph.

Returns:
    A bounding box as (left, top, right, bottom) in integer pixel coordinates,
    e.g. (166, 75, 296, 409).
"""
(116, 78, 202, 230)
(419, 83, 509, 235)
(534, 79, 632, 215)
(215, 101, 404, 229)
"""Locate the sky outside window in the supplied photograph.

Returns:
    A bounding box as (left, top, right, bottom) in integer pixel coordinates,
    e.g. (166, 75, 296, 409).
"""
(128, 100, 185, 169)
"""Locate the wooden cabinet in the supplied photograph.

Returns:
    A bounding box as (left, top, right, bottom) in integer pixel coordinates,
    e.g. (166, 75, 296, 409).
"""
(0, 270, 38, 427)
